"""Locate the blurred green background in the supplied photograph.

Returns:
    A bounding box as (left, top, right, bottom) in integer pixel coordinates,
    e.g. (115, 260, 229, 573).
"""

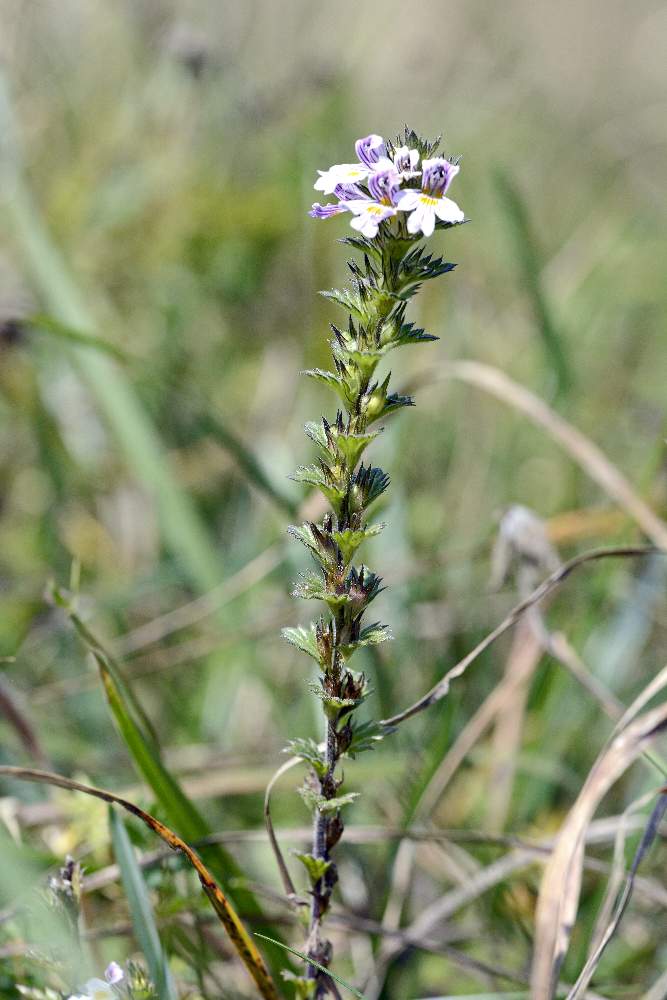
(1, 2, 666, 997)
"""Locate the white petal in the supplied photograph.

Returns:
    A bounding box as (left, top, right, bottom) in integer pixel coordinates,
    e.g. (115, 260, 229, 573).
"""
(314, 176, 334, 193)
(395, 190, 420, 211)
(407, 203, 436, 237)
(434, 196, 464, 223)
(83, 982, 113, 1000)
(406, 207, 423, 235)
(350, 214, 378, 238)
(371, 155, 394, 172)
(345, 199, 374, 215)
(421, 209, 436, 236)
(314, 164, 369, 193)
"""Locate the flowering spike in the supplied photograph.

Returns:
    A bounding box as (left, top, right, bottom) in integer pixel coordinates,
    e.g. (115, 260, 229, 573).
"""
(284, 128, 466, 995)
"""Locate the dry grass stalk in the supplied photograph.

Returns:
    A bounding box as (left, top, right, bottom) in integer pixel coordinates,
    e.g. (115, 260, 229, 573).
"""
(530, 696, 667, 999)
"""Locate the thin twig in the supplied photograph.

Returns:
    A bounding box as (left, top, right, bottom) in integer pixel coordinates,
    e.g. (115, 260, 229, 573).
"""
(382, 545, 659, 728)
(263, 755, 304, 903)
(116, 543, 284, 655)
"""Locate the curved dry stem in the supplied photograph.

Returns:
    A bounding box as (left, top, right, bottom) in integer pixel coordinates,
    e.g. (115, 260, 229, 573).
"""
(264, 754, 305, 903)
(419, 360, 667, 550)
(382, 545, 660, 728)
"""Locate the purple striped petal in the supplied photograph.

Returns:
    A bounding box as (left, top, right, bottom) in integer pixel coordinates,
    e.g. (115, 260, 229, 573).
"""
(422, 158, 459, 195)
(355, 134, 387, 168)
(309, 202, 348, 219)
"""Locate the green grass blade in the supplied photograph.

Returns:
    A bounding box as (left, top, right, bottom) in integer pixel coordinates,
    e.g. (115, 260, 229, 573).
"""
(54, 591, 289, 978)
(0, 71, 221, 592)
(98, 647, 208, 842)
(197, 408, 298, 517)
(109, 807, 178, 1000)
(494, 168, 572, 397)
(254, 934, 366, 998)
(28, 312, 132, 363)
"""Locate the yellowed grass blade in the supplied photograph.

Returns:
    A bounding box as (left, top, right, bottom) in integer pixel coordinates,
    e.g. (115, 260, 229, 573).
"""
(0, 766, 281, 1000)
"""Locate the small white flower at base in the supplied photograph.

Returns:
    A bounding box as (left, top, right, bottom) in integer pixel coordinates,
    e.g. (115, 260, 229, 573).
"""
(67, 962, 124, 1000)
(68, 982, 113, 1000)
(104, 962, 124, 986)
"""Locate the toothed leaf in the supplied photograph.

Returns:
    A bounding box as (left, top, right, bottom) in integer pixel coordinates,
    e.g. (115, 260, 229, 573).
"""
(299, 786, 360, 814)
(292, 852, 332, 884)
(345, 719, 391, 758)
(332, 522, 385, 563)
(281, 625, 320, 662)
(320, 287, 363, 318)
(340, 622, 392, 658)
(285, 738, 327, 777)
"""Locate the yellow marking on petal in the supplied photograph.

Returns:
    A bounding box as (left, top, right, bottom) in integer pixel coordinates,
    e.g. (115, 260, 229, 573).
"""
(419, 195, 439, 206)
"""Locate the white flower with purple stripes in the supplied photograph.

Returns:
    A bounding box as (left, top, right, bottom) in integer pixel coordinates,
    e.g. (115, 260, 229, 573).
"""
(310, 133, 464, 240)
(392, 144, 421, 180)
(394, 158, 463, 237)
(313, 133, 392, 194)
(344, 170, 402, 239)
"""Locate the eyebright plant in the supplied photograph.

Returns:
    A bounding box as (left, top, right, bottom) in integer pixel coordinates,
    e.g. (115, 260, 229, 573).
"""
(282, 128, 465, 997)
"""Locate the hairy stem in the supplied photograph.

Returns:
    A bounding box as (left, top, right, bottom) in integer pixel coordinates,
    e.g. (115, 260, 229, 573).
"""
(307, 716, 339, 985)
(284, 128, 465, 996)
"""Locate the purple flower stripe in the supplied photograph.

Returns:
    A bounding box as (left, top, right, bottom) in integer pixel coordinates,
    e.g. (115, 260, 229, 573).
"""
(367, 169, 401, 205)
(355, 134, 386, 168)
(309, 202, 348, 219)
(422, 158, 458, 195)
(334, 182, 366, 201)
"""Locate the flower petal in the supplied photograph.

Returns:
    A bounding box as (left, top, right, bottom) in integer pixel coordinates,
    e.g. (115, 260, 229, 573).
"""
(406, 200, 436, 237)
(422, 158, 459, 195)
(344, 199, 375, 215)
(309, 202, 348, 219)
(434, 196, 464, 223)
(394, 190, 420, 211)
(334, 182, 366, 201)
(350, 214, 379, 238)
(314, 164, 369, 193)
(105, 962, 124, 985)
(83, 979, 114, 999)
(355, 134, 386, 167)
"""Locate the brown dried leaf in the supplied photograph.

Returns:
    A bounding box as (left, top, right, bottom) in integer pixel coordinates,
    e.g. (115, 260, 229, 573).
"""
(530, 694, 667, 1000)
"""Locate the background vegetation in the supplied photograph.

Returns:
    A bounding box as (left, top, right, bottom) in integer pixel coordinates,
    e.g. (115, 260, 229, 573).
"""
(1, 2, 666, 998)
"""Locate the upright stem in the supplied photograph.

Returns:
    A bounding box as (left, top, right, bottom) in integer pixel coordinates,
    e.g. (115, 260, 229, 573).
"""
(284, 128, 465, 998)
(307, 716, 338, 984)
